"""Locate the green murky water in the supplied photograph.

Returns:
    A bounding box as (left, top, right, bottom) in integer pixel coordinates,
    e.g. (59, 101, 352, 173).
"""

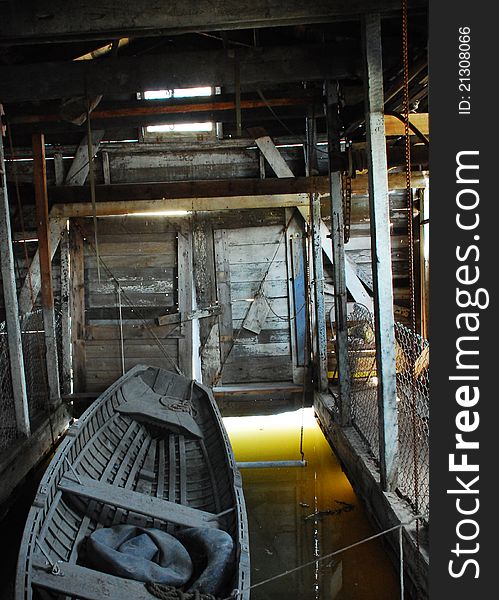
(224, 408, 400, 600)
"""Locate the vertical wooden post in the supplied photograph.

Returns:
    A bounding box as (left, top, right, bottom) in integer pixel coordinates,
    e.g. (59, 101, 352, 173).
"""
(60, 225, 72, 395)
(32, 132, 61, 405)
(177, 228, 193, 378)
(363, 14, 399, 491)
(326, 81, 351, 424)
(69, 222, 86, 393)
(307, 116, 328, 391)
(214, 229, 233, 375)
(0, 134, 30, 436)
(192, 214, 219, 385)
(54, 152, 64, 186)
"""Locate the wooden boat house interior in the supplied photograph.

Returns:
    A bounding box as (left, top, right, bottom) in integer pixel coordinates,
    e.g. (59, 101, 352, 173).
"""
(0, 1, 429, 598)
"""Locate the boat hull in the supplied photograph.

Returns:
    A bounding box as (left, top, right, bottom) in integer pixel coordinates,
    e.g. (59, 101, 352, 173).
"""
(15, 365, 250, 600)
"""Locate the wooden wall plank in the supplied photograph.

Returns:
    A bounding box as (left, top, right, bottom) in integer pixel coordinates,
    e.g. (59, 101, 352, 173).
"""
(177, 229, 194, 378)
(70, 223, 86, 393)
(214, 229, 233, 367)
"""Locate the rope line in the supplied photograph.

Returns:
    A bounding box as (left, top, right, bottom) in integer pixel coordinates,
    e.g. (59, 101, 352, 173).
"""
(250, 515, 423, 592)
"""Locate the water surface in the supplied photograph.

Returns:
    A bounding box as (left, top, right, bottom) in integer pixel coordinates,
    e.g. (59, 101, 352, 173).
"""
(224, 408, 400, 600)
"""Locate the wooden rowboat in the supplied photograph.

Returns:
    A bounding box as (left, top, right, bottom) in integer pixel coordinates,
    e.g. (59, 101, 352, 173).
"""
(15, 365, 250, 600)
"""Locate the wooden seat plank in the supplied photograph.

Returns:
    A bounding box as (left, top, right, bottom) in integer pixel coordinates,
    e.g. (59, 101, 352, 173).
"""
(32, 557, 159, 600)
(58, 475, 219, 529)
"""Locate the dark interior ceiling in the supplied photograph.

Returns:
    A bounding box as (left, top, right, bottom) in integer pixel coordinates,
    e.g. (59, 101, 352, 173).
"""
(0, 1, 428, 149)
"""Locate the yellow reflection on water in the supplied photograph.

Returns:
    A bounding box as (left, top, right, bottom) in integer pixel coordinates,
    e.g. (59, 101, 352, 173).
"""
(224, 408, 399, 600)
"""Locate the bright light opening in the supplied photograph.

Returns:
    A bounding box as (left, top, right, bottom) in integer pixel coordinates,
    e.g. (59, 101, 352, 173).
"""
(144, 87, 213, 100)
(124, 210, 192, 217)
(147, 122, 213, 133)
(144, 87, 214, 134)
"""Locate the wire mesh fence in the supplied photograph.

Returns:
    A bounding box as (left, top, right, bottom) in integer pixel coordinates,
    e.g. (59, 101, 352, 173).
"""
(0, 319, 18, 453)
(346, 304, 429, 522)
(348, 303, 379, 461)
(395, 322, 429, 521)
(0, 308, 65, 455)
(20, 309, 50, 425)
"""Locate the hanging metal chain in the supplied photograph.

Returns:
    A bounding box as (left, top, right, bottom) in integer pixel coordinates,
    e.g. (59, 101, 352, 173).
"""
(402, 0, 416, 336)
(341, 172, 352, 244)
(402, 0, 422, 586)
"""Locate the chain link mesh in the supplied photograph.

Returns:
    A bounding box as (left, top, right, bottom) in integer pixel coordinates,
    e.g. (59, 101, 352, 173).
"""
(0, 319, 18, 453)
(395, 322, 429, 521)
(348, 303, 379, 461)
(345, 304, 429, 522)
(0, 308, 65, 454)
(20, 309, 50, 425)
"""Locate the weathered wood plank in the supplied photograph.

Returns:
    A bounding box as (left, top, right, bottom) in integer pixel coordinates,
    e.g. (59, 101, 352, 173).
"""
(229, 342, 291, 358)
(177, 230, 194, 378)
(86, 324, 182, 341)
(85, 254, 176, 269)
(65, 130, 105, 186)
(214, 229, 233, 366)
(231, 297, 288, 321)
(242, 294, 271, 335)
(0, 43, 360, 102)
(363, 13, 398, 491)
(85, 340, 178, 357)
(58, 475, 219, 527)
(229, 243, 286, 265)
(18, 216, 66, 315)
(60, 226, 72, 395)
(32, 132, 61, 404)
(222, 356, 293, 384)
(70, 224, 86, 393)
(228, 260, 286, 283)
(225, 224, 284, 246)
(229, 279, 288, 301)
(52, 194, 310, 218)
(384, 113, 428, 136)
(87, 279, 175, 295)
(84, 240, 177, 257)
(0, 135, 30, 435)
(87, 292, 175, 309)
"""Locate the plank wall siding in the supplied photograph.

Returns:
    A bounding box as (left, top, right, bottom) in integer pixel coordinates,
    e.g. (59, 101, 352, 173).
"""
(83, 218, 179, 392)
(216, 223, 294, 384)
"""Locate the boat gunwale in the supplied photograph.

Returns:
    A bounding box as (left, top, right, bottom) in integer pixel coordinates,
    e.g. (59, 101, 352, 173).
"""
(15, 365, 250, 600)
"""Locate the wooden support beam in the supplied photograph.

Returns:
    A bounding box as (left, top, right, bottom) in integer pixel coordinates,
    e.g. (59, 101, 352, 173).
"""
(177, 229, 194, 378)
(60, 226, 71, 396)
(214, 230, 233, 372)
(307, 116, 328, 392)
(53, 152, 64, 185)
(32, 133, 61, 405)
(44, 172, 427, 209)
(0, 44, 359, 103)
(0, 2, 418, 45)
(285, 214, 307, 382)
(69, 223, 86, 393)
(0, 134, 30, 436)
(18, 216, 66, 315)
(384, 113, 428, 136)
(48, 177, 328, 204)
(326, 82, 351, 423)
(51, 193, 310, 218)
(9, 94, 314, 128)
(363, 14, 398, 492)
(253, 132, 314, 382)
(65, 130, 105, 186)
